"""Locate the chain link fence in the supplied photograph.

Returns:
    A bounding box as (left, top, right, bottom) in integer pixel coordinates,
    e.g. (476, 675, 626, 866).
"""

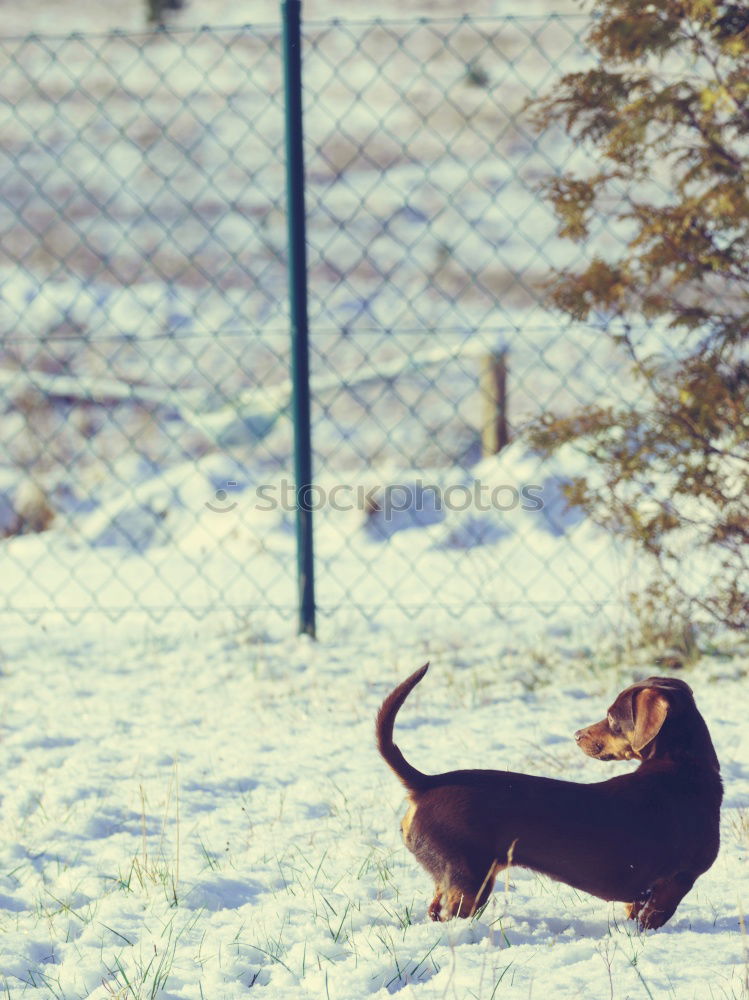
(0, 13, 641, 639)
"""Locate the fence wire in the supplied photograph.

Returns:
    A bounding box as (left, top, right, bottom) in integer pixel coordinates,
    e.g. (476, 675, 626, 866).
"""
(0, 15, 642, 638)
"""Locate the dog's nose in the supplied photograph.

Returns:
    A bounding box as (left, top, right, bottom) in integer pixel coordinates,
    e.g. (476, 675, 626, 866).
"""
(574, 730, 583, 742)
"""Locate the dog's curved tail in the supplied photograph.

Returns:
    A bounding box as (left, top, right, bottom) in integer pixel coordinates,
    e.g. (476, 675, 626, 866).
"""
(376, 663, 432, 792)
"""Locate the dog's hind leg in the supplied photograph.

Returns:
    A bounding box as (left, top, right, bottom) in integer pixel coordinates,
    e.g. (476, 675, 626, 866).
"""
(429, 857, 502, 920)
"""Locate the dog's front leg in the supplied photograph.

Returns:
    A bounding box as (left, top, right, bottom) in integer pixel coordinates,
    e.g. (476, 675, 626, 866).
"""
(626, 872, 697, 930)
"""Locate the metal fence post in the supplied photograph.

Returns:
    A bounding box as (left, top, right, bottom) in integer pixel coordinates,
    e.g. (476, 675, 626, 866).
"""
(282, 0, 316, 638)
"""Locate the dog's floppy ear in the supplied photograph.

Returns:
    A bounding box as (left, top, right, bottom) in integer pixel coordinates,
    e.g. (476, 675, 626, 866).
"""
(615, 691, 636, 733)
(631, 687, 670, 754)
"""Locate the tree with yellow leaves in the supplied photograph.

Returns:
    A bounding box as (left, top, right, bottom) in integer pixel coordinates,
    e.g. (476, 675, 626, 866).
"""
(531, 0, 748, 631)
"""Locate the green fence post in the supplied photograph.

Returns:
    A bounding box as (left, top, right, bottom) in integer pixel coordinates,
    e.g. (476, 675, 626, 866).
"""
(282, 0, 316, 638)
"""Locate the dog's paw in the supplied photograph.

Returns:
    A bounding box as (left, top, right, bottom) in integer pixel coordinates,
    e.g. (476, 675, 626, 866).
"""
(636, 901, 669, 930)
(625, 890, 651, 926)
(625, 890, 669, 930)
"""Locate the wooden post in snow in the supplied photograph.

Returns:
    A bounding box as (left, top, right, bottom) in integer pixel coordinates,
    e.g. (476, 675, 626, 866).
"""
(481, 348, 510, 457)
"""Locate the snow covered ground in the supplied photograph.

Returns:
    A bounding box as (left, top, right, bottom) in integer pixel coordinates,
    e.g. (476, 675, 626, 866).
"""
(0, 0, 584, 37)
(1, 623, 748, 999)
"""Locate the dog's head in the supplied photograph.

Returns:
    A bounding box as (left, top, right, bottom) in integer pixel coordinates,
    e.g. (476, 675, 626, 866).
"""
(574, 677, 694, 762)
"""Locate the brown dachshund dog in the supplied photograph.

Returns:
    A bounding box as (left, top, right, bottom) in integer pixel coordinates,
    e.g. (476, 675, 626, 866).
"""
(376, 665, 722, 929)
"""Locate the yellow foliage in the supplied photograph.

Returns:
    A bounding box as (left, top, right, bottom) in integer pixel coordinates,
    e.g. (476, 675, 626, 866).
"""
(528, 0, 749, 630)
(699, 85, 734, 112)
(684, 0, 719, 20)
